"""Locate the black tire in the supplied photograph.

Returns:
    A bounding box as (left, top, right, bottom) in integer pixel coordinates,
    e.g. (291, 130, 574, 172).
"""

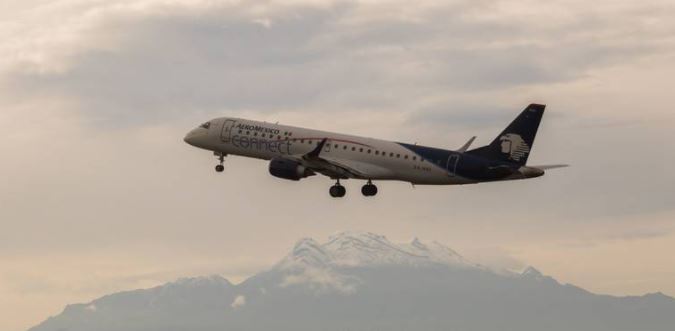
(336, 185, 346, 197)
(329, 185, 343, 198)
(369, 184, 378, 196)
(361, 184, 377, 196)
(215, 164, 225, 172)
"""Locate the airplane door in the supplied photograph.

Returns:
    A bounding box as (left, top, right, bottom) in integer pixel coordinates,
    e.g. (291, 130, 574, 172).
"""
(220, 119, 236, 143)
(447, 154, 460, 177)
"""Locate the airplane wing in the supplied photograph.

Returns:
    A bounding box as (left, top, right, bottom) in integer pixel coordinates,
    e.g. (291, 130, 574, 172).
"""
(285, 138, 387, 179)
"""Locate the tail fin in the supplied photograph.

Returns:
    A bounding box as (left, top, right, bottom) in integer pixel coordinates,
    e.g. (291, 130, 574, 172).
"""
(468, 104, 545, 165)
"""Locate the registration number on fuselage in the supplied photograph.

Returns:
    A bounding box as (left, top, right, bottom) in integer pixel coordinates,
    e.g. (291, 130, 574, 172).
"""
(413, 164, 432, 172)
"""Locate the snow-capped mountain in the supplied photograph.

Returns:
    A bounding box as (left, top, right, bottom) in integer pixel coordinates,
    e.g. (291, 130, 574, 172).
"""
(278, 232, 470, 269)
(30, 232, 675, 331)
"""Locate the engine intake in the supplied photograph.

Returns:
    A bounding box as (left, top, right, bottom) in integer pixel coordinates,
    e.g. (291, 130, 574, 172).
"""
(269, 158, 315, 181)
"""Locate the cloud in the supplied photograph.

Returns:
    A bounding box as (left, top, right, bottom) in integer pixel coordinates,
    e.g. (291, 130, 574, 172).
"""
(281, 267, 360, 294)
(230, 295, 246, 309)
(2, 0, 674, 129)
(608, 229, 672, 242)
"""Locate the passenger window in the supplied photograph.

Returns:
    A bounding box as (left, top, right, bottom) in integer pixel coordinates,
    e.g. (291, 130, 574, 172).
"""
(262, 133, 266, 138)
(352, 147, 356, 151)
(396, 154, 400, 158)
(367, 149, 371, 154)
(404, 155, 409, 159)
(301, 139, 305, 143)
(375, 151, 379, 155)
(390, 153, 394, 157)
(359, 148, 363, 152)
(343, 145, 347, 150)
(334, 144, 338, 148)
(413, 156, 417, 161)
(254, 132, 258, 136)
(238, 130, 242, 134)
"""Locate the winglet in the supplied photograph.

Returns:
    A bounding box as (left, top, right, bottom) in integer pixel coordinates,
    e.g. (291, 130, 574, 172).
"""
(458, 136, 477, 153)
(306, 138, 328, 158)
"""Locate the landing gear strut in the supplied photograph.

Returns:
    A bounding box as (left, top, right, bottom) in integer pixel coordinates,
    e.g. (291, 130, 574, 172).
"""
(215, 153, 225, 173)
(329, 179, 346, 198)
(361, 180, 378, 197)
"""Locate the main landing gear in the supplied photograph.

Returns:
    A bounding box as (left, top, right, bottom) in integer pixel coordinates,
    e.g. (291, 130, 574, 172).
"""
(215, 152, 226, 173)
(328, 180, 378, 198)
(329, 179, 346, 198)
(361, 180, 378, 197)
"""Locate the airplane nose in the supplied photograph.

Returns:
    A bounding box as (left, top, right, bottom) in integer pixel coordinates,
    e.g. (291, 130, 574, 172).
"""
(184, 129, 199, 146)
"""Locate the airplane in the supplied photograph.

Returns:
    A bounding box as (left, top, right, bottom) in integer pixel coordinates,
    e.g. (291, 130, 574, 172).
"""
(184, 104, 567, 197)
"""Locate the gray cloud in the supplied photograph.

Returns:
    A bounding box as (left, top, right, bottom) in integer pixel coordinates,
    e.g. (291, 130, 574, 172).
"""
(608, 229, 672, 241)
(3, 0, 674, 128)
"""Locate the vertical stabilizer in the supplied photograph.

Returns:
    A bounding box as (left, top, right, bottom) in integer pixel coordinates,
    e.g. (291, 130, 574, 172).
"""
(468, 104, 545, 165)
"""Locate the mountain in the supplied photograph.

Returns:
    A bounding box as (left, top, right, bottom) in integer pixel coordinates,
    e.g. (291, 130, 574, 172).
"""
(30, 232, 675, 331)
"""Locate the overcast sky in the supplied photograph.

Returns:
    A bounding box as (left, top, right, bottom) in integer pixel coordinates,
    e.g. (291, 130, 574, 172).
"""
(2, 1, 675, 330)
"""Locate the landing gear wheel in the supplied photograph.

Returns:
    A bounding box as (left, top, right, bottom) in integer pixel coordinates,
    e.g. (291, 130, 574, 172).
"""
(329, 180, 346, 198)
(361, 181, 378, 197)
(214, 152, 226, 173)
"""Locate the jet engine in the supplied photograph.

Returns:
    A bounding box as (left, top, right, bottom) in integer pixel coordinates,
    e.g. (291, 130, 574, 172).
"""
(269, 158, 315, 181)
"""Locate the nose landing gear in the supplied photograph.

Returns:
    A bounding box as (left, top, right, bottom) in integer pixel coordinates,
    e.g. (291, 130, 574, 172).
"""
(361, 180, 378, 197)
(215, 152, 226, 173)
(329, 179, 346, 198)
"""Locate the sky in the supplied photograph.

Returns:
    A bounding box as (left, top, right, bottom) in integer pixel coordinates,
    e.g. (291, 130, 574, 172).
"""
(1, 0, 675, 330)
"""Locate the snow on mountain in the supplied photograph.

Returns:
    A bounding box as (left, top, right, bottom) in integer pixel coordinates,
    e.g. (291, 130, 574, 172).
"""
(278, 231, 475, 269)
(520, 266, 548, 280)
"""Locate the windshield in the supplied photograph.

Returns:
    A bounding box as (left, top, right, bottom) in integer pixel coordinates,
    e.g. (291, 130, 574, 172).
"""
(199, 122, 211, 129)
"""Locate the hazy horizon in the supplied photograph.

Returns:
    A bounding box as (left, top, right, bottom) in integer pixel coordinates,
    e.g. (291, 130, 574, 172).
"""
(2, 1, 675, 330)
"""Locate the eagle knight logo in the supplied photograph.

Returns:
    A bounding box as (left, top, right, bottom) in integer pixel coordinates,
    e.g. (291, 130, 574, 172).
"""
(499, 133, 530, 162)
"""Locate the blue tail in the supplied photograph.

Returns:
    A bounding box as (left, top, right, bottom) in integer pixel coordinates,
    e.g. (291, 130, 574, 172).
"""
(468, 104, 545, 166)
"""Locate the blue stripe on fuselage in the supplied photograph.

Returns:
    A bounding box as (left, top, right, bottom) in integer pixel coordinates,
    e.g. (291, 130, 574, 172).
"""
(397, 143, 519, 181)
(397, 143, 453, 172)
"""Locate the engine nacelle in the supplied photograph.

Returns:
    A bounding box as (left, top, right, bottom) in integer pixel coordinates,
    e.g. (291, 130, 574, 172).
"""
(269, 158, 315, 181)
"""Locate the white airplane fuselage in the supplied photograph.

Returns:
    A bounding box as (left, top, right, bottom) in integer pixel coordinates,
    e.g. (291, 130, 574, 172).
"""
(185, 117, 470, 185)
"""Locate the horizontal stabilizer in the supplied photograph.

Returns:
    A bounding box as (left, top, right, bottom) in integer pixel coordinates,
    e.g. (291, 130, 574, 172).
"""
(530, 164, 569, 170)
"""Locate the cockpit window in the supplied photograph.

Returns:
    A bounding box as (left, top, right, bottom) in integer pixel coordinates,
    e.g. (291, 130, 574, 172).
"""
(200, 122, 211, 129)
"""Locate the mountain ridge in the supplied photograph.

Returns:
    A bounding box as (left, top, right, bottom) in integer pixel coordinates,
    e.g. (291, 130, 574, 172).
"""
(30, 231, 675, 331)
